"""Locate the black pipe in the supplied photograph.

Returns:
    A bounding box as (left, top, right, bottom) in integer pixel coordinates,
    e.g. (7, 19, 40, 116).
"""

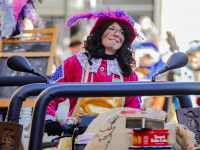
(6, 81, 167, 123)
(0, 76, 51, 86)
(7, 83, 58, 123)
(29, 82, 199, 150)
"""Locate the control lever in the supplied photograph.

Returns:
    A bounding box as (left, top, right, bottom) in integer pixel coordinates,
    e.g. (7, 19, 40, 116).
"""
(72, 127, 79, 150)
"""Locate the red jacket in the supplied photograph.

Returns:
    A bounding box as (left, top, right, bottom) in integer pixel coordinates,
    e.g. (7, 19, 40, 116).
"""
(46, 52, 142, 120)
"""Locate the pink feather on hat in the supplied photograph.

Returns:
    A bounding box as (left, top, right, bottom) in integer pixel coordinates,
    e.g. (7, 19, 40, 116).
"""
(9, 0, 29, 20)
(65, 7, 135, 28)
(65, 7, 142, 43)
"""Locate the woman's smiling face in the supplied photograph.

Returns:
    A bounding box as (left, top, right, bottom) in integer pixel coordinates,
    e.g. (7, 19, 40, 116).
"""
(102, 22, 125, 55)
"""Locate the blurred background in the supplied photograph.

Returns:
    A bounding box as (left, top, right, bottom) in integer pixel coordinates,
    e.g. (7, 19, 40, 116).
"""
(33, 0, 200, 52)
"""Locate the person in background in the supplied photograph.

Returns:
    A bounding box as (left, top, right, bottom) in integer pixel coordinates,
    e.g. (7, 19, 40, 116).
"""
(133, 42, 166, 110)
(186, 40, 200, 107)
(58, 35, 83, 62)
(44, 8, 142, 149)
(133, 42, 166, 80)
(69, 35, 83, 55)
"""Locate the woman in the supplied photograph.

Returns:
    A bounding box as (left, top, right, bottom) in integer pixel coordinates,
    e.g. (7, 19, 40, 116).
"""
(45, 7, 142, 136)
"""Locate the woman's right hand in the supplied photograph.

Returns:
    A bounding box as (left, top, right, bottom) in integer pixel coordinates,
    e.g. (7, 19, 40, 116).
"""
(45, 120, 63, 136)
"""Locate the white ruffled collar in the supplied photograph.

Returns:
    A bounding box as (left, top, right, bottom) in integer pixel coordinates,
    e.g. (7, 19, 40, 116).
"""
(76, 52, 121, 76)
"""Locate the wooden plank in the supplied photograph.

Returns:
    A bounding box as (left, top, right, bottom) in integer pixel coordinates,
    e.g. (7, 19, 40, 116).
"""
(0, 38, 3, 53)
(0, 52, 52, 57)
(0, 99, 36, 107)
(22, 28, 55, 34)
(3, 36, 53, 43)
(0, 25, 59, 101)
(46, 24, 59, 75)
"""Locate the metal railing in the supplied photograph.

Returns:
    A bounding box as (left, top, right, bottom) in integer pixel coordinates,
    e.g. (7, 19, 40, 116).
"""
(26, 81, 198, 150)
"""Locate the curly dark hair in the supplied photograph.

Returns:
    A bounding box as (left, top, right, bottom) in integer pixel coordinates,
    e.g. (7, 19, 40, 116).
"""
(84, 20, 136, 76)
